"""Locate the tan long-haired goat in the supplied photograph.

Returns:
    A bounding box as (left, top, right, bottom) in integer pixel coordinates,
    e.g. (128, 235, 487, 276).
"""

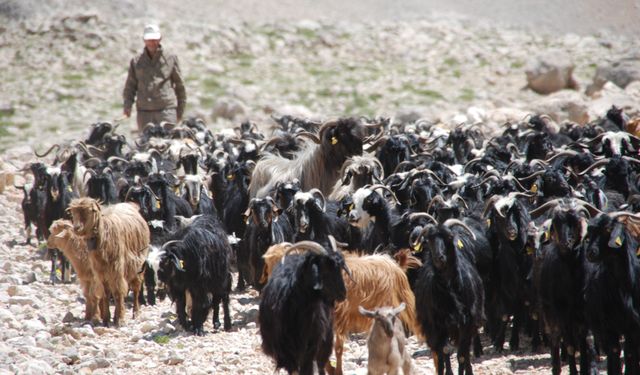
(67, 198, 149, 327)
(47, 219, 102, 322)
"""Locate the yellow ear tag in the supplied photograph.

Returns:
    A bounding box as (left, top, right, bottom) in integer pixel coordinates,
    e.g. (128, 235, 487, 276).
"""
(544, 231, 550, 241)
(486, 219, 491, 227)
(179, 260, 184, 269)
(331, 136, 338, 145)
(615, 236, 623, 246)
(156, 201, 161, 209)
(526, 246, 534, 255)
(226, 174, 234, 180)
(413, 242, 423, 253)
(174, 187, 180, 194)
(457, 239, 464, 249)
(531, 184, 538, 193)
(67, 186, 73, 192)
(636, 247, 640, 257)
(349, 203, 354, 211)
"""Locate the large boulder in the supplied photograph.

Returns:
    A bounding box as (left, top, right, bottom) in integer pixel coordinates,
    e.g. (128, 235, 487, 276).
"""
(525, 50, 578, 95)
(210, 97, 247, 121)
(587, 54, 640, 95)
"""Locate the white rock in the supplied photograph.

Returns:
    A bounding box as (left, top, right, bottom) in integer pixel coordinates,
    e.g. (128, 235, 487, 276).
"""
(16, 359, 54, 374)
(23, 318, 46, 332)
(140, 322, 156, 333)
(163, 351, 184, 365)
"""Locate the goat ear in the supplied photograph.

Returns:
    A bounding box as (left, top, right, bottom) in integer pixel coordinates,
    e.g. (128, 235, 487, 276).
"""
(392, 302, 406, 315)
(608, 222, 625, 248)
(342, 171, 352, 186)
(358, 305, 376, 318)
(311, 263, 322, 291)
(172, 254, 186, 272)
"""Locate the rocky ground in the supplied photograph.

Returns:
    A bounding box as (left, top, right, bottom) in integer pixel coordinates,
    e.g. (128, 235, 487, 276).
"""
(1, 3, 640, 374)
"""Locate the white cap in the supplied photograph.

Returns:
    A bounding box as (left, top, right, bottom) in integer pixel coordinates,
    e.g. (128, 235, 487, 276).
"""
(143, 24, 161, 40)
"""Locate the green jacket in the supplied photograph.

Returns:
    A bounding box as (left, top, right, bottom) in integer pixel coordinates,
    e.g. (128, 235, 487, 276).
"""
(123, 46, 186, 118)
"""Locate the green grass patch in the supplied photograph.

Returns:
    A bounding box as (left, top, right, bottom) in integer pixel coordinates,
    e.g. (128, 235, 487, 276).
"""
(453, 69, 461, 78)
(15, 122, 30, 130)
(443, 57, 459, 67)
(298, 28, 317, 39)
(231, 52, 254, 68)
(510, 60, 524, 69)
(402, 83, 444, 100)
(459, 88, 475, 102)
(153, 335, 170, 345)
(0, 124, 10, 137)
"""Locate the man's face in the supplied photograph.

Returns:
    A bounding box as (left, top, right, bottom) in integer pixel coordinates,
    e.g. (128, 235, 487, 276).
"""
(144, 39, 161, 54)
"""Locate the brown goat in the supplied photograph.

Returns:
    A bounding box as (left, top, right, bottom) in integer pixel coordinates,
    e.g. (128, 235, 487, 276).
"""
(262, 244, 421, 375)
(47, 219, 102, 322)
(67, 198, 150, 327)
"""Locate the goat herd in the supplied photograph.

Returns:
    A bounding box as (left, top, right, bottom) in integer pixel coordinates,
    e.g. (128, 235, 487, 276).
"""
(13, 107, 640, 374)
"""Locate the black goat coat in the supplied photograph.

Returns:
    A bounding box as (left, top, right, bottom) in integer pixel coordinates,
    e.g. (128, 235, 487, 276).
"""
(158, 215, 232, 333)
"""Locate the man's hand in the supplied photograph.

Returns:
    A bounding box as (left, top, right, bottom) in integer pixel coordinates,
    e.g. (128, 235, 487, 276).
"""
(124, 108, 131, 118)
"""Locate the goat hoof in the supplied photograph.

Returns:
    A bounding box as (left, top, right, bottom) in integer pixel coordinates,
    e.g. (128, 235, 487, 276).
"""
(213, 321, 221, 330)
(224, 322, 232, 331)
(193, 327, 205, 336)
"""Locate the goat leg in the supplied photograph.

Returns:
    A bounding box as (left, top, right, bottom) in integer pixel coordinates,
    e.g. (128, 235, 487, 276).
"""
(580, 336, 598, 375)
(457, 330, 473, 375)
(334, 334, 344, 375)
(49, 248, 58, 284)
(175, 292, 189, 330)
(222, 294, 232, 331)
(551, 343, 561, 375)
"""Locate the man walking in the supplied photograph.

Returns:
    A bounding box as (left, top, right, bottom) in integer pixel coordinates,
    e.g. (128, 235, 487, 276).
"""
(123, 24, 186, 131)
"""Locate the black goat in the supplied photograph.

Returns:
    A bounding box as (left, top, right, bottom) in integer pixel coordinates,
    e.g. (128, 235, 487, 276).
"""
(347, 185, 400, 252)
(259, 239, 349, 375)
(157, 215, 232, 335)
(584, 212, 640, 374)
(15, 182, 46, 245)
(412, 219, 485, 375)
(291, 189, 357, 250)
(530, 198, 599, 375)
(147, 172, 193, 230)
(239, 196, 293, 290)
(221, 160, 254, 238)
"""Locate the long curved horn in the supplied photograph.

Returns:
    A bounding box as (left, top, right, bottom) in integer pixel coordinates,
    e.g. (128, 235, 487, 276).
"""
(450, 194, 469, 211)
(368, 184, 400, 205)
(107, 156, 130, 165)
(517, 170, 545, 183)
(318, 120, 339, 143)
(443, 218, 477, 241)
(364, 136, 389, 153)
(283, 241, 327, 261)
(426, 195, 448, 214)
(408, 212, 438, 225)
(308, 188, 326, 212)
(295, 131, 321, 144)
(83, 157, 103, 166)
(545, 150, 578, 164)
(160, 240, 183, 251)
(577, 159, 609, 176)
(528, 198, 563, 219)
(482, 195, 503, 218)
(609, 211, 640, 222)
(83, 169, 97, 180)
(34, 144, 60, 158)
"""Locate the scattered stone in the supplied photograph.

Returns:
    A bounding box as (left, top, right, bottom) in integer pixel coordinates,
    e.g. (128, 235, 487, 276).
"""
(163, 352, 184, 365)
(8, 296, 35, 306)
(525, 49, 578, 95)
(211, 98, 247, 121)
(589, 53, 640, 93)
(62, 311, 75, 323)
(62, 347, 80, 365)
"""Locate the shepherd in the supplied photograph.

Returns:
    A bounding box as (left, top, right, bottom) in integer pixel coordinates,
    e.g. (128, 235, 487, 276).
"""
(123, 23, 187, 131)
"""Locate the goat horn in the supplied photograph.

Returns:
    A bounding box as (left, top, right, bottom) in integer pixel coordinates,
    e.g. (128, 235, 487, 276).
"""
(529, 198, 563, 219)
(83, 157, 103, 166)
(107, 156, 130, 165)
(364, 136, 389, 153)
(443, 219, 477, 241)
(295, 131, 321, 144)
(482, 195, 504, 218)
(83, 169, 96, 180)
(408, 212, 438, 225)
(506, 143, 523, 157)
(368, 184, 400, 206)
(308, 188, 326, 212)
(545, 150, 579, 163)
(517, 170, 545, 183)
(426, 195, 448, 214)
(160, 240, 183, 251)
(577, 158, 609, 176)
(34, 144, 60, 158)
(622, 156, 640, 165)
(450, 194, 469, 210)
(283, 241, 327, 262)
